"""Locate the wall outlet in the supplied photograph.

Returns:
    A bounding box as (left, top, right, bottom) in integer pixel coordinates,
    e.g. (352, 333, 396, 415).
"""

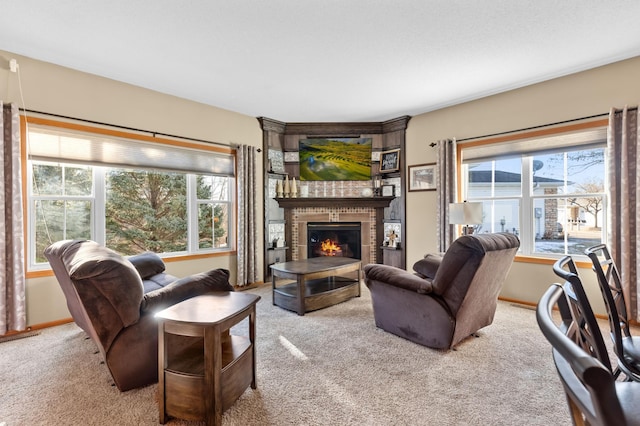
(9, 59, 18, 73)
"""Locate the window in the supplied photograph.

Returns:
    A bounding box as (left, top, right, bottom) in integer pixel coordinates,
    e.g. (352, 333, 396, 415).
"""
(195, 175, 231, 250)
(460, 124, 607, 258)
(31, 162, 94, 263)
(25, 119, 235, 269)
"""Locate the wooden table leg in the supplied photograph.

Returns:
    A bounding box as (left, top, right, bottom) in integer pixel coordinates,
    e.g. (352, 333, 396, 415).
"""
(250, 306, 257, 389)
(271, 273, 277, 305)
(158, 321, 168, 424)
(204, 326, 223, 426)
(297, 276, 306, 315)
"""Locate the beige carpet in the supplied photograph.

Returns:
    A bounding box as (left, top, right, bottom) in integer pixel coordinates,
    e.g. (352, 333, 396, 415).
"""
(1, 284, 571, 425)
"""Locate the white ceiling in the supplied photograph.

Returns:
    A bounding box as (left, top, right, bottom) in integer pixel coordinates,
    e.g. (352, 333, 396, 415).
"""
(2, 1, 640, 123)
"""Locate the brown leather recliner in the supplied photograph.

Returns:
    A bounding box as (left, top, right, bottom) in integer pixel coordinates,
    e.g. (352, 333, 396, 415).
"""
(45, 239, 234, 391)
(364, 233, 519, 350)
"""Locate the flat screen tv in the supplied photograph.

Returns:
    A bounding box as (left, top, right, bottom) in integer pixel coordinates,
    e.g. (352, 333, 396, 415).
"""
(298, 137, 372, 181)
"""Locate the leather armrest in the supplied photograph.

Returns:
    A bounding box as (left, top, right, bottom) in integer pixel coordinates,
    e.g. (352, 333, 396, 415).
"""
(140, 268, 233, 313)
(413, 254, 443, 279)
(364, 264, 434, 294)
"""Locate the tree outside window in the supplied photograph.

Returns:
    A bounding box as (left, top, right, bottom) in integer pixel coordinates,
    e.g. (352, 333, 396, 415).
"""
(106, 169, 188, 255)
(29, 162, 231, 266)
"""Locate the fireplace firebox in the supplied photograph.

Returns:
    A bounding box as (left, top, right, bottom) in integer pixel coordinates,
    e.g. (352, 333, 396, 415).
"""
(307, 222, 361, 259)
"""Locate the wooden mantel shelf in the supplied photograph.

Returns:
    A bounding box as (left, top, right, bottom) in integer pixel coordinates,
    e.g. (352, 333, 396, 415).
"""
(274, 196, 394, 209)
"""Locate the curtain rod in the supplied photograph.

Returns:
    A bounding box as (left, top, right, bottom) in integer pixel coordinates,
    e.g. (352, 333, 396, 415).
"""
(20, 108, 260, 152)
(429, 108, 638, 147)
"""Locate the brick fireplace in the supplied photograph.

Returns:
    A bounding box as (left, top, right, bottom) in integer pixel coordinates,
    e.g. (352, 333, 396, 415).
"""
(274, 197, 393, 266)
(293, 208, 375, 264)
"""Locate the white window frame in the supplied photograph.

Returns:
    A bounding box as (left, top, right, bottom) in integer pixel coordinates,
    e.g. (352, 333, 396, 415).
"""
(459, 123, 607, 259)
(187, 174, 234, 252)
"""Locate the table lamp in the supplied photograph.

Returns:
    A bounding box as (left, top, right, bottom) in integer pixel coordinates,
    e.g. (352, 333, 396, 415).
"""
(449, 202, 483, 235)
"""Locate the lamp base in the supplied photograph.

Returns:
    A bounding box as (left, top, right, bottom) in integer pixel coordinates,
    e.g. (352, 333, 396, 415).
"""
(462, 226, 475, 235)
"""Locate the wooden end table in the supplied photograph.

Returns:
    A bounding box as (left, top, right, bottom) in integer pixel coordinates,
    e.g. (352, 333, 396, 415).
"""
(270, 257, 361, 315)
(156, 292, 260, 426)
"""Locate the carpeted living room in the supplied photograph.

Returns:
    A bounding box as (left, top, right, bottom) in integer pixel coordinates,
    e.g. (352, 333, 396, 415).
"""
(3, 284, 572, 425)
(2, 2, 640, 426)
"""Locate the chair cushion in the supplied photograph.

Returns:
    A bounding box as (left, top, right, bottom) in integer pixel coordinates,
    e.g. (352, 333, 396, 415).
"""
(140, 268, 233, 313)
(64, 240, 144, 329)
(431, 236, 485, 296)
(142, 273, 178, 293)
(622, 336, 640, 372)
(128, 252, 166, 279)
(364, 264, 434, 294)
(433, 233, 519, 299)
(413, 254, 442, 279)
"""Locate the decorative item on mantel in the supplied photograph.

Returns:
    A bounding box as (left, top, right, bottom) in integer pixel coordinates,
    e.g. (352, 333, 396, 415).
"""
(372, 175, 382, 196)
(361, 187, 373, 197)
(291, 177, 298, 198)
(276, 180, 283, 198)
(299, 183, 309, 198)
(283, 175, 290, 198)
(381, 184, 395, 197)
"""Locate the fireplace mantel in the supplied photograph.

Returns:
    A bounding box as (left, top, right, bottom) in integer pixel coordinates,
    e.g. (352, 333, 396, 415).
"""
(274, 196, 394, 209)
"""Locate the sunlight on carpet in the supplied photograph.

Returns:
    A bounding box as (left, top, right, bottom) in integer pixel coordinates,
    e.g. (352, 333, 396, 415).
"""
(278, 335, 309, 361)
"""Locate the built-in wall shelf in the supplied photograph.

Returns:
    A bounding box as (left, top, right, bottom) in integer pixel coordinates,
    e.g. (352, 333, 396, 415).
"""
(274, 197, 394, 209)
(260, 116, 409, 273)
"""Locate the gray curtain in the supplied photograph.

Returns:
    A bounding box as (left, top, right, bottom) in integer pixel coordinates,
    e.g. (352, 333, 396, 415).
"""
(1, 102, 26, 334)
(236, 144, 258, 287)
(436, 138, 457, 252)
(608, 105, 640, 321)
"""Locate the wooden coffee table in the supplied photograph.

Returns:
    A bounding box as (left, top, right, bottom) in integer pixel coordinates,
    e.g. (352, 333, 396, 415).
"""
(156, 292, 260, 426)
(270, 257, 361, 315)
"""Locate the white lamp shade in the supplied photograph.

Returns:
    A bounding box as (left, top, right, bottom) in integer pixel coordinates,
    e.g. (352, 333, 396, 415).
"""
(449, 202, 483, 225)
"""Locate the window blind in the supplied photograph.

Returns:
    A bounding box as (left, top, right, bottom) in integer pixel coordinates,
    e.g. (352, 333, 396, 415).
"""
(461, 127, 607, 163)
(27, 125, 235, 176)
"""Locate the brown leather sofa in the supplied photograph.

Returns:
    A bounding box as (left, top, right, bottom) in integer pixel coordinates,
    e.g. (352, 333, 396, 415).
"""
(364, 233, 519, 349)
(45, 239, 234, 391)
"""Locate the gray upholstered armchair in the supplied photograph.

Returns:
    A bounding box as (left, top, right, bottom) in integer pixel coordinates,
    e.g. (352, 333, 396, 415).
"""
(364, 233, 519, 349)
(45, 239, 234, 391)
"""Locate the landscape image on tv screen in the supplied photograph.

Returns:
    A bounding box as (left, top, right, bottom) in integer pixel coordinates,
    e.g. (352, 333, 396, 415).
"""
(298, 137, 372, 181)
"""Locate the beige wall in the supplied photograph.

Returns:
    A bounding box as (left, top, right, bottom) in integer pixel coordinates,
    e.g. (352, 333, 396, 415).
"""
(405, 55, 640, 314)
(3, 49, 639, 326)
(0, 50, 263, 326)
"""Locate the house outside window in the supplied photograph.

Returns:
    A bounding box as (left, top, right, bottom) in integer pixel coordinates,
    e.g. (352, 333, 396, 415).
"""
(25, 119, 235, 270)
(460, 125, 606, 258)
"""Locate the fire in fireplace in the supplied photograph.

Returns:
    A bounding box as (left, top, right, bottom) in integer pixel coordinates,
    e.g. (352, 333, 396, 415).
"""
(320, 239, 342, 256)
(307, 222, 361, 259)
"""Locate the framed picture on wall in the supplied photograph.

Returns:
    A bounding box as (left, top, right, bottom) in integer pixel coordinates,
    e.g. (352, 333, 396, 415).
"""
(380, 149, 400, 173)
(408, 163, 437, 191)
